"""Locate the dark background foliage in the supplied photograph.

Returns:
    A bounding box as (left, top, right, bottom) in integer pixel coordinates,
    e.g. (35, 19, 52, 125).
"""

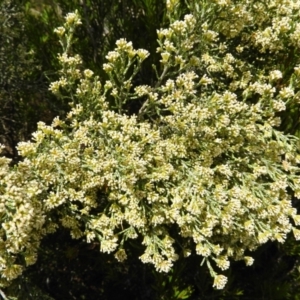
(1, 0, 300, 299)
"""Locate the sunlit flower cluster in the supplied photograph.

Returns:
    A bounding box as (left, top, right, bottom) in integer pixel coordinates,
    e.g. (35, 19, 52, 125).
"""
(1, 4, 300, 290)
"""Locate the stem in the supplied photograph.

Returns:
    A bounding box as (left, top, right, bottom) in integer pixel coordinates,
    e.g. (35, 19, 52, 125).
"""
(155, 65, 169, 88)
(138, 65, 169, 117)
(0, 289, 9, 300)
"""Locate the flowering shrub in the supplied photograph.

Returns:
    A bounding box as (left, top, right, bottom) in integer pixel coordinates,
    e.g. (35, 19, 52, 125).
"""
(1, 1, 300, 290)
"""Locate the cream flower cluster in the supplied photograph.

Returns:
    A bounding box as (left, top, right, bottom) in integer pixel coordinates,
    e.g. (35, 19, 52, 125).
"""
(1, 4, 300, 290)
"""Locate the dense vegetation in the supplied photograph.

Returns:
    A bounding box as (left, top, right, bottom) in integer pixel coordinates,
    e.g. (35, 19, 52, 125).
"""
(1, 0, 300, 299)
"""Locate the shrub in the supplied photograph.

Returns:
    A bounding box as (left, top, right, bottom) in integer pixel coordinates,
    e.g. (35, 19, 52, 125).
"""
(1, 0, 300, 295)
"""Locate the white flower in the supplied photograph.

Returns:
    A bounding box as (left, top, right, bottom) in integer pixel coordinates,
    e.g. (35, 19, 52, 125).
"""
(136, 49, 150, 61)
(65, 11, 82, 26)
(100, 237, 118, 253)
(279, 87, 294, 99)
(156, 259, 173, 273)
(84, 69, 94, 78)
(161, 52, 171, 63)
(292, 215, 300, 226)
(273, 101, 286, 113)
(269, 70, 282, 81)
(215, 256, 230, 270)
(54, 26, 65, 36)
(213, 275, 228, 289)
(200, 74, 213, 86)
(166, 0, 180, 12)
(105, 51, 120, 63)
(244, 256, 254, 266)
(293, 228, 300, 240)
(196, 243, 211, 257)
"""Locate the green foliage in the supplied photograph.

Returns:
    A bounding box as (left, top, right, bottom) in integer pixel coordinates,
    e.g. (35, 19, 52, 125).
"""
(0, 0, 38, 159)
(24, 0, 168, 82)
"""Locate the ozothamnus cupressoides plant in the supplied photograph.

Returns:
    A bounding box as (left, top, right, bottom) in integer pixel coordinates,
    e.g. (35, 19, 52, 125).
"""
(2, 2, 300, 289)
